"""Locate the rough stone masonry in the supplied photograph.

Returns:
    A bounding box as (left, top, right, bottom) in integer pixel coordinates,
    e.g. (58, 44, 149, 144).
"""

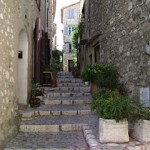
(0, 0, 38, 148)
(81, 0, 150, 100)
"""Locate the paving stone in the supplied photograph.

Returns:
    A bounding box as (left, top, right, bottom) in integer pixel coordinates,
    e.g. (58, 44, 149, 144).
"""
(20, 114, 98, 128)
(20, 125, 60, 132)
(51, 111, 61, 116)
(39, 111, 50, 116)
(78, 110, 91, 115)
(5, 132, 89, 150)
(61, 124, 82, 131)
(62, 100, 72, 105)
(44, 99, 61, 105)
(62, 110, 77, 115)
(21, 111, 34, 118)
(6, 72, 148, 150)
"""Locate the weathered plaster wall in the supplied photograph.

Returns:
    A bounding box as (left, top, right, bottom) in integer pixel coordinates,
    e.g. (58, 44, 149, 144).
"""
(82, 0, 150, 99)
(0, 0, 39, 148)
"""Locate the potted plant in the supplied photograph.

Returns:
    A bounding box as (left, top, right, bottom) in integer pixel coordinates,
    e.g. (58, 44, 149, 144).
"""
(130, 103, 150, 142)
(81, 64, 119, 94)
(91, 89, 133, 143)
(50, 63, 57, 87)
(81, 67, 90, 86)
(72, 67, 80, 78)
(29, 83, 44, 107)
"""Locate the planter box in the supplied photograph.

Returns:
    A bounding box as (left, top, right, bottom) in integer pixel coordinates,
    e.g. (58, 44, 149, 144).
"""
(84, 81, 89, 86)
(134, 120, 150, 143)
(91, 83, 99, 95)
(36, 96, 43, 101)
(99, 118, 129, 143)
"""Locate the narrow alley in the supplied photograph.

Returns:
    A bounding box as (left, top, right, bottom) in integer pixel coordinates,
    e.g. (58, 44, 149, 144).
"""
(4, 72, 147, 150)
(1, 0, 150, 150)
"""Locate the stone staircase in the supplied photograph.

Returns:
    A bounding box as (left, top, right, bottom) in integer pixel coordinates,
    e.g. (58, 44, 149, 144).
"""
(4, 72, 99, 150)
(4, 72, 149, 150)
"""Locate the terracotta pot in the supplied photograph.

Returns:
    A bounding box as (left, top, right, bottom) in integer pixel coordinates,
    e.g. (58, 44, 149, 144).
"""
(51, 79, 57, 87)
(29, 98, 40, 108)
(91, 83, 99, 95)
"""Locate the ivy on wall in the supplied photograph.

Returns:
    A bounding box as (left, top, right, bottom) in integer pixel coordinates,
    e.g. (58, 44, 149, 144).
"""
(70, 23, 81, 66)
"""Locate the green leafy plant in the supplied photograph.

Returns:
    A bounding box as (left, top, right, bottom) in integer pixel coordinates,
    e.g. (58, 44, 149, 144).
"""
(71, 23, 81, 66)
(129, 101, 150, 122)
(52, 49, 63, 71)
(81, 67, 90, 81)
(91, 89, 133, 122)
(31, 83, 44, 98)
(81, 64, 119, 89)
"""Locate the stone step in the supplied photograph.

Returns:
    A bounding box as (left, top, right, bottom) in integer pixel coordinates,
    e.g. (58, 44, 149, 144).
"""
(44, 96, 92, 105)
(57, 78, 83, 83)
(57, 82, 87, 87)
(21, 104, 92, 119)
(57, 75, 74, 78)
(20, 114, 99, 135)
(4, 131, 89, 150)
(58, 72, 72, 76)
(46, 91, 91, 97)
(44, 86, 90, 92)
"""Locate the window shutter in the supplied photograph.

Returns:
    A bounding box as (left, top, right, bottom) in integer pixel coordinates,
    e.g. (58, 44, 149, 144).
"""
(64, 26, 68, 35)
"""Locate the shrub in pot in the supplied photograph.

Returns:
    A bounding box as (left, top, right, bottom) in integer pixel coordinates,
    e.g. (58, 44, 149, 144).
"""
(130, 103, 150, 142)
(81, 64, 119, 94)
(29, 83, 44, 107)
(72, 67, 80, 78)
(91, 89, 133, 143)
(50, 63, 57, 87)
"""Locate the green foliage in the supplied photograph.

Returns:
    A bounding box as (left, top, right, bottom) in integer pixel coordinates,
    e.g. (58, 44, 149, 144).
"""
(71, 24, 81, 65)
(91, 89, 150, 122)
(52, 50, 63, 64)
(81, 64, 119, 89)
(52, 50, 63, 71)
(31, 83, 44, 98)
(129, 101, 150, 122)
(91, 90, 133, 122)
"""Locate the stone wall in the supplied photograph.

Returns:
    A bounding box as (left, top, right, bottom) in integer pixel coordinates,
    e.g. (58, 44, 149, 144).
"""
(0, 0, 39, 148)
(48, 0, 56, 51)
(62, 2, 80, 72)
(81, 0, 150, 99)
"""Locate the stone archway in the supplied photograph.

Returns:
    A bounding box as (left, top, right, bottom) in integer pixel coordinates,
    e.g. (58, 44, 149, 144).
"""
(17, 29, 28, 105)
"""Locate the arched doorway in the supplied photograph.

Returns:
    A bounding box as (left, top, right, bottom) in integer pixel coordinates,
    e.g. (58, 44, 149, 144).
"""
(17, 29, 28, 105)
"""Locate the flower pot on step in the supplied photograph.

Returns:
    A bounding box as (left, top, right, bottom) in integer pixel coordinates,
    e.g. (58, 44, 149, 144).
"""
(50, 79, 57, 87)
(29, 98, 40, 108)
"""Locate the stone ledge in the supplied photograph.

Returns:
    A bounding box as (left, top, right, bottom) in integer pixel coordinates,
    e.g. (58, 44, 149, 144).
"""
(21, 109, 92, 120)
(20, 125, 60, 132)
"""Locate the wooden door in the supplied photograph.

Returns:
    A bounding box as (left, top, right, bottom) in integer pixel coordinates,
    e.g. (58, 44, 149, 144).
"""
(68, 60, 74, 72)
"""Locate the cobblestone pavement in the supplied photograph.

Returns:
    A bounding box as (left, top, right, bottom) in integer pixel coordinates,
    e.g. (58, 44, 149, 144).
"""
(5, 132, 88, 150)
(4, 72, 150, 150)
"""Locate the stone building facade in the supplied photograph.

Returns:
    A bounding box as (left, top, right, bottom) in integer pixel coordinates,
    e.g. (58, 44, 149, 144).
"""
(48, 0, 57, 53)
(61, 2, 80, 72)
(80, 0, 150, 100)
(0, 0, 53, 148)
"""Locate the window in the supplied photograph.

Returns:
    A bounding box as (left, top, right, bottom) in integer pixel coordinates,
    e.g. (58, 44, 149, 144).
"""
(69, 44, 72, 53)
(68, 9, 74, 19)
(94, 45, 100, 63)
(64, 26, 74, 35)
(68, 27, 74, 35)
